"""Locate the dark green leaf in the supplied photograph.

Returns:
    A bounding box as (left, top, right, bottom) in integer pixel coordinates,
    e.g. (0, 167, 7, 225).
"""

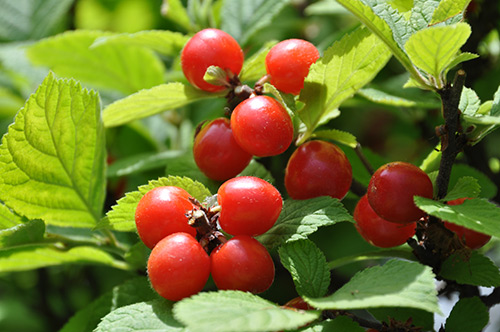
(0, 219, 45, 248)
(440, 250, 500, 287)
(443, 176, 481, 202)
(369, 307, 434, 331)
(445, 297, 489, 332)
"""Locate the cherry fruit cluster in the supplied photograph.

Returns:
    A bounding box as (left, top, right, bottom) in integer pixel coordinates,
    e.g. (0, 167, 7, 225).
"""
(134, 176, 281, 301)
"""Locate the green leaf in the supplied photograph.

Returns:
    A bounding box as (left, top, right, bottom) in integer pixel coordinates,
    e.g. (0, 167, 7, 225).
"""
(60, 277, 159, 332)
(239, 41, 277, 83)
(440, 250, 500, 287)
(311, 129, 358, 148)
(91, 30, 189, 57)
(445, 52, 479, 75)
(298, 27, 391, 137)
(0, 219, 45, 248)
(220, 0, 292, 46)
(405, 23, 472, 88)
(27, 30, 165, 95)
(301, 317, 364, 332)
(449, 164, 498, 199)
(409, 0, 440, 31)
(238, 160, 275, 184)
(445, 297, 489, 332)
(203, 65, 228, 86)
(0, 73, 106, 228)
(173, 291, 320, 332)
(102, 82, 221, 127)
(107, 150, 184, 178)
(103, 176, 211, 232)
(357, 87, 440, 108)
(491, 84, 500, 116)
(369, 307, 434, 332)
(459, 87, 481, 116)
(279, 239, 330, 298)
(256, 197, 354, 250)
(414, 197, 500, 238)
(164, 153, 219, 193)
(0, 204, 23, 229)
(431, 0, 471, 24)
(95, 299, 183, 332)
(305, 259, 440, 314)
(0, 245, 125, 272)
(161, 0, 192, 32)
(262, 83, 296, 117)
(443, 176, 481, 202)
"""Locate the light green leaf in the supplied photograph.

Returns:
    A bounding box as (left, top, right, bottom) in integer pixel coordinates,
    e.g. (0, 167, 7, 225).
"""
(279, 239, 330, 298)
(239, 41, 277, 82)
(256, 197, 353, 250)
(491, 85, 500, 116)
(298, 27, 391, 137)
(103, 176, 211, 232)
(0, 204, 23, 229)
(311, 129, 358, 148)
(203, 65, 228, 86)
(161, 0, 192, 32)
(440, 251, 500, 287)
(173, 291, 320, 332)
(445, 297, 489, 332)
(0, 73, 106, 228)
(107, 150, 184, 178)
(305, 0, 350, 16)
(443, 176, 481, 202)
(431, 0, 471, 24)
(463, 114, 500, 125)
(387, 0, 413, 13)
(358, 87, 439, 108)
(405, 23, 472, 88)
(102, 82, 222, 127)
(238, 160, 275, 184)
(459, 87, 481, 116)
(409, 0, 440, 31)
(445, 52, 479, 75)
(0, 219, 45, 248)
(95, 300, 182, 332)
(414, 197, 500, 238)
(305, 259, 440, 314)
(27, 30, 165, 95)
(91, 30, 188, 56)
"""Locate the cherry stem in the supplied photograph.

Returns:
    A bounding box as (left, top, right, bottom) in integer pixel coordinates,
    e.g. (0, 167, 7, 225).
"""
(354, 143, 374, 175)
(186, 198, 227, 254)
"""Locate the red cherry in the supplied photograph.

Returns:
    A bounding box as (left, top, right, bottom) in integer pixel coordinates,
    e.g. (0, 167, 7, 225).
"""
(193, 118, 253, 181)
(265, 39, 320, 95)
(217, 176, 282, 236)
(181, 28, 244, 92)
(147, 233, 210, 301)
(354, 195, 416, 248)
(367, 162, 433, 224)
(284, 140, 352, 200)
(210, 235, 275, 293)
(231, 95, 294, 157)
(283, 296, 315, 310)
(444, 198, 491, 249)
(135, 186, 196, 249)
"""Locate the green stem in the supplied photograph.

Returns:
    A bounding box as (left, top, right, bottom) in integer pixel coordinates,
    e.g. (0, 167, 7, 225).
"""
(327, 248, 417, 270)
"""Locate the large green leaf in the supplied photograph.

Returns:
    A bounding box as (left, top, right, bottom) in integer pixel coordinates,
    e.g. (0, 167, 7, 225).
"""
(27, 30, 165, 95)
(445, 297, 489, 332)
(0, 219, 45, 248)
(0, 73, 106, 228)
(0, 204, 23, 229)
(440, 251, 500, 287)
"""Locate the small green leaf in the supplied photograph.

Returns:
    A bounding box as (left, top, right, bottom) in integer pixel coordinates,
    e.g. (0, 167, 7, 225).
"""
(445, 52, 479, 75)
(450, 164, 498, 199)
(445, 297, 489, 332)
(305, 259, 440, 314)
(0, 73, 106, 228)
(0, 219, 45, 248)
(256, 197, 354, 250)
(440, 250, 500, 287)
(443, 176, 481, 202)
(102, 82, 222, 127)
(239, 41, 277, 82)
(161, 0, 192, 32)
(173, 291, 320, 332)
(279, 239, 330, 298)
(459, 87, 481, 116)
(104, 176, 211, 232)
(262, 83, 296, 117)
(107, 150, 184, 178)
(431, 0, 471, 24)
(203, 65, 228, 86)
(311, 129, 358, 148)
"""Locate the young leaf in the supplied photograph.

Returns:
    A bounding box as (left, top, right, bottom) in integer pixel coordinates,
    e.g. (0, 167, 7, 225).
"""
(95, 299, 183, 332)
(414, 197, 500, 238)
(279, 239, 331, 298)
(459, 87, 481, 116)
(443, 176, 481, 202)
(0, 73, 106, 228)
(256, 197, 354, 250)
(431, 0, 471, 25)
(104, 176, 211, 232)
(298, 27, 391, 138)
(305, 259, 440, 314)
(27, 30, 165, 95)
(440, 250, 500, 287)
(102, 82, 222, 127)
(445, 297, 489, 332)
(173, 291, 320, 332)
(311, 129, 358, 148)
(0, 219, 45, 248)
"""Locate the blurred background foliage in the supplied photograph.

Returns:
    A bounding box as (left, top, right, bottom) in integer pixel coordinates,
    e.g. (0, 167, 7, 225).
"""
(0, 0, 499, 331)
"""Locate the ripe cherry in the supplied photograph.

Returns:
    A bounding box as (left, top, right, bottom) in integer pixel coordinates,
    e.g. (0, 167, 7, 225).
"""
(265, 39, 320, 95)
(217, 176, 282, 236)
(193, 118, 253, 181)
(367, 162, 433, 224)
(135, 186, 196, 249)
(283, 297, 315, 311)
(147, 232, 210, 301)
(210, 235, 275, 293)
(181, 28, 244, 92)
(443, 198, 491, 249)
(354, 195, 416, 248)
(231, 95, 293, 157)
(284, 140, 352, 200)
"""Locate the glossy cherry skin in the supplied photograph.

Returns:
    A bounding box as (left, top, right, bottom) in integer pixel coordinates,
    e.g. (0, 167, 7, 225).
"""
(367, 162, 433, 224)
(265, 39, 320, 95)
(193, 118, 253, 181)
(217, 176, 282, 236)
(147, 233, 210, 301)
(284, 140, 352, 200)
(443, 198, 491, 249)
(135, 186, 197, 249)
(354, 195, 416, 248)
(181, 28, 244, 92)
(210, 235, 275, 293)
(231, 96, 293, 157)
